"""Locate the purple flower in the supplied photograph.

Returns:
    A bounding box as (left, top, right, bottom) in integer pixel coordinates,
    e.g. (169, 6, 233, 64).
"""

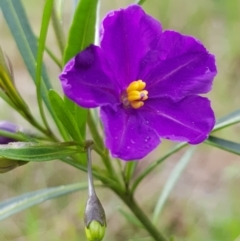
(59, 5, 217, 160)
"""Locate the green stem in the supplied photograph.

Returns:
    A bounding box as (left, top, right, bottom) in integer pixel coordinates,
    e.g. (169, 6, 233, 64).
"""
(45, 45, 62, 69)
(61, 157, 124, 192)
(0, 129, 28, 141)
(87, 112, 114, 175)
(116, 191, 168, 241)
(131, 143, 187, 193)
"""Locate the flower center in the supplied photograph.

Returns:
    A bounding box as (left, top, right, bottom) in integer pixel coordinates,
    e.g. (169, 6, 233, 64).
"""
(122, 80, 148, 109)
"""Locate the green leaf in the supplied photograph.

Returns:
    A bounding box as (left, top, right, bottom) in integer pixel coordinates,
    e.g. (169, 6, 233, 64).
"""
(136, 0, 147, 5)
(0, 0, 53, 114)
(36, 0, 54, 133)
(0, 182, 88, 221)
(49, 90, 83, 144)
(205, 136, 240, 155)
(213, 109, 240, 132)
(0, 47, 29, 111)
(63, 0, 98, 64)
(0, 46, 11, 78)
(63, 0, 99, 139)
(64, 97, 88, 139)
(0, 142, 80, 162)
(152, 147, 196, 224)
(131, 143, 187, 192)
(0, 89, 16, 110)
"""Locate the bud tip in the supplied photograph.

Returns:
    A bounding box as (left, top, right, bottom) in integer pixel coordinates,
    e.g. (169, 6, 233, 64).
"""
(85, 220, 106, 241)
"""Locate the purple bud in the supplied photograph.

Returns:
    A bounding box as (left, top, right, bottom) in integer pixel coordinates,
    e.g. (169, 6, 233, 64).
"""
(0, 121, 28, 173)
(0, 121, 18, 144)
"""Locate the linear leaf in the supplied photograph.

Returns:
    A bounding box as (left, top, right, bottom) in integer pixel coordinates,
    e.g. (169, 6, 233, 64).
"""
(205, 136, 240, 155)
(0, 182, 88, 221)
(136, 0, 147, 5)
(0, 0, 53, 114)
(63, 0, 98, 63)
(49, 90, 83, 144)
(152, 147, 196, 224)
(63, 0, 98, 139)
(0, 142, 81, 162)
(36, 0, 54, 133)
(214, 109, 240, 131)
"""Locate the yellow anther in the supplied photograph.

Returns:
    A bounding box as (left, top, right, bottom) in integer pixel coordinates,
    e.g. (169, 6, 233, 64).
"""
(127, 80, 146, 93)
(131, 101, 144, 109)
(128, 91, 141, 101)
(123, 80, 148, 109)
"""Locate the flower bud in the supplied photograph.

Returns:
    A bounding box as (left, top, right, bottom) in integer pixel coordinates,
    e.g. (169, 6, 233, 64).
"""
(84, 195, 106, 241)
(85, 220, 106, 241)
(0, 121, 28, 173)
(0, 121, 18, 144)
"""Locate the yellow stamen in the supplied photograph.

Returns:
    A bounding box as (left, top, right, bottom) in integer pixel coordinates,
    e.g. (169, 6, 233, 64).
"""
(127, 80, 146, 93)
(124, 80, 148, 109)
(131, 101, 144, 109)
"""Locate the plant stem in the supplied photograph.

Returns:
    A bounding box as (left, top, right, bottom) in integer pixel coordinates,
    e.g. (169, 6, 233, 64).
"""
(87, 112, 115, 175)
(116, 191, 168, 241)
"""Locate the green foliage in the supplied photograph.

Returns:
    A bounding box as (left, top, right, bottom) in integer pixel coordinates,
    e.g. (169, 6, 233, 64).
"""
(49, 90, 84, 144)
(0, 0, 240, 240)
(206, 136, 240, 156)
(0, 142, 80, 162)
(0, 182, 88, 221)
(62, 0, 99, 142)
(0, 0, 53, 113)
(63, 0, 99, 64)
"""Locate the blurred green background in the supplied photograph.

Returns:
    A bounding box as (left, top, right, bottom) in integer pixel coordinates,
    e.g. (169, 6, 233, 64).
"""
(0, 0, 240, 240)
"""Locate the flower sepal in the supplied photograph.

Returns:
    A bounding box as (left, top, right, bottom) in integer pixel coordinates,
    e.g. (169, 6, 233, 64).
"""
(84, 195, 106, 241)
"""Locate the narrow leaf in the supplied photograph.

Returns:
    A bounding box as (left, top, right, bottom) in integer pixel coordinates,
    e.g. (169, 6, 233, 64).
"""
(131, 143, 187, 192)
(206, 136, 240, 155)
(0, 182, 88, 221)
(213, 109, 240, 131)
(0, 0, 53, 114)
(152, 147, 196, 224)
(136, 0, 147, 5)
(49, 90, 83, 144)
(63, 0, 98, 63)
(0, 142, 80, 162)
(36, 0, 54, 133)
(63, 0, 98, 139)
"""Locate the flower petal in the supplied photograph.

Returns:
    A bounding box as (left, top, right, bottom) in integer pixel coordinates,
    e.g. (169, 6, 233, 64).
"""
(59, 45, 119, 108)
(100, 5, 162, 89)
(139, 31, 217, 100)
(100, 105, 160, 160)
(140, 96, 215, 144)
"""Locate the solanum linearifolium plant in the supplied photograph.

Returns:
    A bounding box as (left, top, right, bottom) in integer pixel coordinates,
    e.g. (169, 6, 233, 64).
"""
(0, 0, 240, 240)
